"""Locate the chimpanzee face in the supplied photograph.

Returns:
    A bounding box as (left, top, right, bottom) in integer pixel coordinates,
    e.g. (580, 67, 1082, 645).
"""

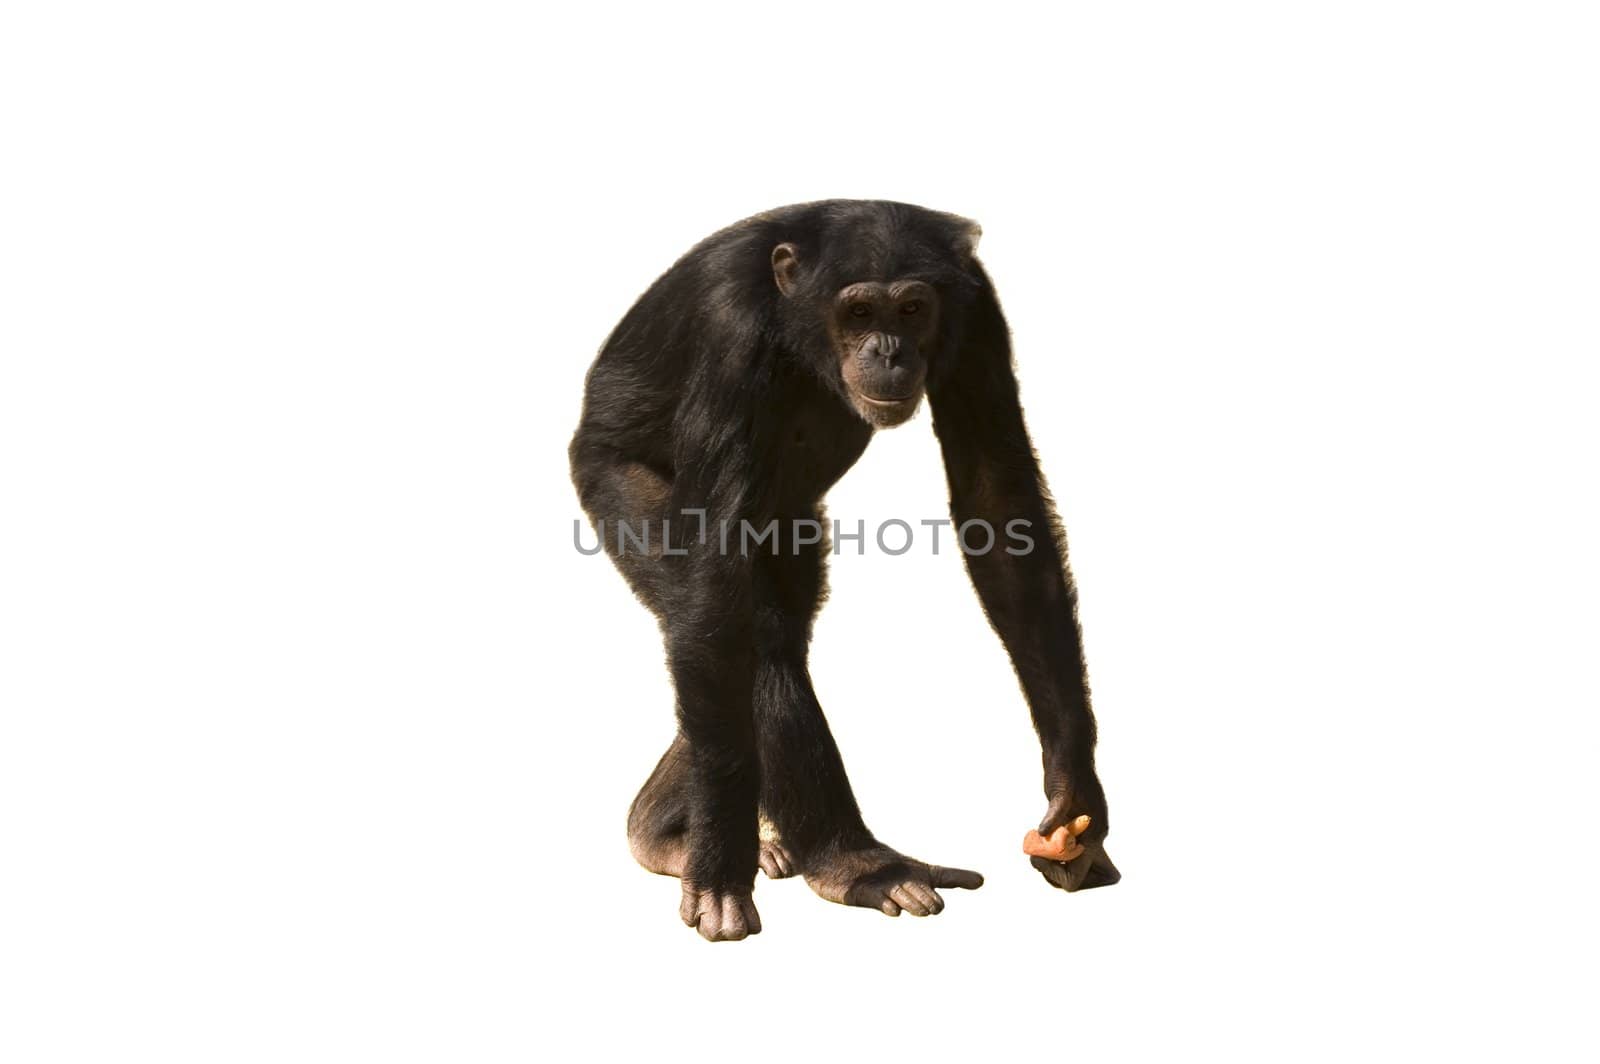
(824, 279, 940, 427)
(771, 241, 945, 429)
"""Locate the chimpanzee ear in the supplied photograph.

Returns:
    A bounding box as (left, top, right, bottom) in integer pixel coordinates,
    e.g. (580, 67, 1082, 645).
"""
(771, 243, 801, 297)
(955, 219, 982, 259)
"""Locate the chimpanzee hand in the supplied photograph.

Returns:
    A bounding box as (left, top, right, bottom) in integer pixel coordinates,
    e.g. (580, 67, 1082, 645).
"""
(1028, 790, 1121, 892)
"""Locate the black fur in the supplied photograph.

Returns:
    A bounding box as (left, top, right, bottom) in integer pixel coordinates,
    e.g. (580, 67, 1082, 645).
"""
(570, 200, 1112, 929)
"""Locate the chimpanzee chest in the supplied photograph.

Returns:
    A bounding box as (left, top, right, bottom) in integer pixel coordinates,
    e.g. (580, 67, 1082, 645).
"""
(774, 385, 873, 507)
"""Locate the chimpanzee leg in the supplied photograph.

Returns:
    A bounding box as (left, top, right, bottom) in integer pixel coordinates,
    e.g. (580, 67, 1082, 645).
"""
(751, 536, 872, 862)
(754, 533, 985, 918)
(573, 452, 763, 940)
(662, 561, 761, 941)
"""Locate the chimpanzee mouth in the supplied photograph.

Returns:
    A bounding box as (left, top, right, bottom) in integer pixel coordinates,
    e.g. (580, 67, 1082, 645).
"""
(859, 392, 917, 406)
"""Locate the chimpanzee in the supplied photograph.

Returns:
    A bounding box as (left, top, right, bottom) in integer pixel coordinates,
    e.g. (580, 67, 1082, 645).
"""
(570, 200, 1118, 941)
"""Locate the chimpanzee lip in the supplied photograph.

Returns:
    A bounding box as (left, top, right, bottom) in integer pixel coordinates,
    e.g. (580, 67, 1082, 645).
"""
(860, 392, 917, 405)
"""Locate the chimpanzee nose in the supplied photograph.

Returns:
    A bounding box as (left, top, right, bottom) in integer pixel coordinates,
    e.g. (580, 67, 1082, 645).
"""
(862, 332, 902, 367)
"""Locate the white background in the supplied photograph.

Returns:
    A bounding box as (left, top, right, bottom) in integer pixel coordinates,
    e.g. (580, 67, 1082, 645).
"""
(3, 2, 1597, 1061)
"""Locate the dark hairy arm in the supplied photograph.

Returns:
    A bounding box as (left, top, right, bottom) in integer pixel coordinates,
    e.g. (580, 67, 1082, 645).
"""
(928, 276, 1119, 891)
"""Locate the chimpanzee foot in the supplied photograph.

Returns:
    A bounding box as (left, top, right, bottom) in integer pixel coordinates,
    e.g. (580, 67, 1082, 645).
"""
(756, 816, 796, 879)
(758, 839, 796, 879)
(628, 832, 688, 878)
(803, 843, 983, 917)
(679, 884, 762, 942)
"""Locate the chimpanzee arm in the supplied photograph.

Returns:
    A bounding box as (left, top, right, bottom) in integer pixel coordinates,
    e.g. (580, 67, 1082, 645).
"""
(654, 313, 787, 925)
(928, 275, 1118, 891)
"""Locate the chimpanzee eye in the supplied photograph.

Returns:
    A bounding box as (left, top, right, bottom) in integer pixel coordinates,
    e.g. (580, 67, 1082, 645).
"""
(900, 301, 921, 315)
(849, 303, 872, 318)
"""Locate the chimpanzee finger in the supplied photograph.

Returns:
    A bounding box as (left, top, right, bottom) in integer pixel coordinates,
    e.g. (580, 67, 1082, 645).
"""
(1031, 855, 1074, 890)
(1039, 793, 1073, 833)
(1060, 855, 1094, 892)
(717, 895, 750, 940)
(888, 884, 932, 916)
(928, 865, 984, 890)
(906, 882, 944, 914)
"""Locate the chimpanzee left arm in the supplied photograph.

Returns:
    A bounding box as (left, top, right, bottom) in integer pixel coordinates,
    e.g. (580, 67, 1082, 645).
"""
(928, 275, 1120, 892)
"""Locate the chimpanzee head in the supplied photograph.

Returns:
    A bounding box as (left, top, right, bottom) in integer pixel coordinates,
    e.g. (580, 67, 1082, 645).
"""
(769, 202, 983, 428)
